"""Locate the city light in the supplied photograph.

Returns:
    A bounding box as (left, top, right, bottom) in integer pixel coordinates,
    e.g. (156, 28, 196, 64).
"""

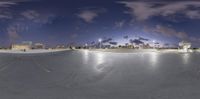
(98, 38, 102, 42)
(98, 38, 102, 49)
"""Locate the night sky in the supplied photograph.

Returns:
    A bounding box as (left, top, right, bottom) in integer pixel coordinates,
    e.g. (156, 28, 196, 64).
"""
(0, 0, 200, 47)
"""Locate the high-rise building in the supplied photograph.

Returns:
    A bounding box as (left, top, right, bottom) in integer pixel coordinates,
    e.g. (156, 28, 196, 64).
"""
(179, 41, 191, 52)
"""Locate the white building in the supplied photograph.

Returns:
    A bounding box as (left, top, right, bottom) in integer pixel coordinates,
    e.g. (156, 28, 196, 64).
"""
(12, 41, 32, 51)
(12, 44, 31, 51)
(179, 41, 191, 52)
(34, 43, 45, 49)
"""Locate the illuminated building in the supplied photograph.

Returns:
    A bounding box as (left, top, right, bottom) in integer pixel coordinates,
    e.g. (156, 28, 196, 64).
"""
(34, 43, 45, 49)
(11, 41, 32, 51)
(12, 44, 31, 51)
(179, 41, 191, 52)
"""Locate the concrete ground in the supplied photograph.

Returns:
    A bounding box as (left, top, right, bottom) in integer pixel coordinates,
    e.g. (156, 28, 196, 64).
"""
(0, 50, 200, 99)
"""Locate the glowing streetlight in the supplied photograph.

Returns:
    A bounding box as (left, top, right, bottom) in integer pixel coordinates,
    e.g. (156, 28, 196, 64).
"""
(152, 40, 156, 49)
(98, 38, 102, 49)
(98, 38, 102, 42)
(85, 43, 88, 49)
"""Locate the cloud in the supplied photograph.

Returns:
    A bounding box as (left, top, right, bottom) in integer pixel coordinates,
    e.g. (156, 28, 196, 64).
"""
(21, 10, 55, 24)
(123, 35, 128, 39)
(129, 39, 144, 45)
(0, 1, 32, 9)
(0, 13, 12, 19)
(0, 2, 17, 19)
(144, 24, 200, 47)
(78, 10, 98, 23)
(0, 1, 16, 7)
(69, 33, 78, 39)
(138, 37, 149, 41)
(102, 38, 112, 43)
(6, 21, 30, 42)
(185, 10, 200, 19)
(119, 1, 200, 21)
(7, 24, 21, 42)
(144, 25, 188, 40)
(109, 42, 118, 45)
(77, 8, 106, 23)
(115, 20, 125, 28)
(0, 0, 32, 20)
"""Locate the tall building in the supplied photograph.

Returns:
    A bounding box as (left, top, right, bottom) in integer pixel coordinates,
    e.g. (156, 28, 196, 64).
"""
(179, 41, 191, 52)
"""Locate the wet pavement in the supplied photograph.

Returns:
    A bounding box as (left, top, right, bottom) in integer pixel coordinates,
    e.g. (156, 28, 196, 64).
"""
(0, 50, 200, 99)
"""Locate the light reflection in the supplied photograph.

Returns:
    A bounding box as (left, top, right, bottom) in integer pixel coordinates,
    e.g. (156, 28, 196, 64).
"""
(182, 53, 190, 65)
(150, 52, 158, 67)
(95, 52, 105, 72)
(96, 52, 105, 65)
(83, 50, 89, 64)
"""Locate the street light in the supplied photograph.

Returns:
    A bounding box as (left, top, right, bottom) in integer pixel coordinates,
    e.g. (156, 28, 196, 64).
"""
(98, 38, 102, 49)
(85, 43, 88, 49)
(152, 40, 156, 49)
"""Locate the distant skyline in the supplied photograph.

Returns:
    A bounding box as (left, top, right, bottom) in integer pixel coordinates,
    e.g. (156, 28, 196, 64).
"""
(0, 0, 200, 47)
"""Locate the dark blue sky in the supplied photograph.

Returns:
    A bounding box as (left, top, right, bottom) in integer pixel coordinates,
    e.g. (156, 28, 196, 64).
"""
(0, 0, 200, 47)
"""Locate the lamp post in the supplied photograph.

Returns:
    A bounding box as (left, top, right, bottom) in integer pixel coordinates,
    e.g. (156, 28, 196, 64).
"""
(85, 43, 88, 49)
(98, 38, 102, 49)
(152, 40, 156, 49)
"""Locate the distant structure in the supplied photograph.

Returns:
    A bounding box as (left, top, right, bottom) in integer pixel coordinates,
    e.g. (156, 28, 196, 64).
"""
(12, 41, 32, 51)
(179, 41, 191, 52)
(34, 43, 45, 49)
(56, 45, 65, 49)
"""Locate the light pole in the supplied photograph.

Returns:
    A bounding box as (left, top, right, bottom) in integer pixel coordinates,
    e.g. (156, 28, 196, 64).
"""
(152, 40, 156, 49)
(98, 38, 102, 49)
(85, 43, 88, 49)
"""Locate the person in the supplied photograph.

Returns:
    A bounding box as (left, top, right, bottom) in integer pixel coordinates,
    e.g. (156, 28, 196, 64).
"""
(70, 46, 73, 50)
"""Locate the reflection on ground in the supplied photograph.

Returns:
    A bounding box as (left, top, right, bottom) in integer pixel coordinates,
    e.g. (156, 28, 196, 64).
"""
(0, 50, 199, 99)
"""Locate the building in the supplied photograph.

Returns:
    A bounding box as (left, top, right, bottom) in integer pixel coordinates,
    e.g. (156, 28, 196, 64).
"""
(34, 43, 45, 49)
(56, 45, 65, 49)
(12, 41, 32, 51)
(12, 44, 31, 51)
(179, 41, 191, 52)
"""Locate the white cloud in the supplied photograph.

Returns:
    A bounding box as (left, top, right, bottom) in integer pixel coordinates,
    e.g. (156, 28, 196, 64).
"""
(77, 8, 106, 23)
(0, 13, 12, 19)
(77, 10, 98, 23)
(0, 0, 32, 7)
(115, 20, 125, 28)
(119, 1, 200, 21)
(0, 1, 16, 7)
(185, 10, 200, 19)
(144, 24, 200, 45)
(0, 1, 32, 20)
(7, 24, 21, 42)
(144, 25, 188, 40)
(21, 10, 55, 24)
(0, 2, 17, 19)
